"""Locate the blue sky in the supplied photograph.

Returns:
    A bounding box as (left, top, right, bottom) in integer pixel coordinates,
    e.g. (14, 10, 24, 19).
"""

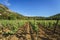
(0, 0, 60, 17)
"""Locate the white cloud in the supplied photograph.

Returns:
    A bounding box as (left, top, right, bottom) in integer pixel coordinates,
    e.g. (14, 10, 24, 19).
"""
(4, 0, 11, 6)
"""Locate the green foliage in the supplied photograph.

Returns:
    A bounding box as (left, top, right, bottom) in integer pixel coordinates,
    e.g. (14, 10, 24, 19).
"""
(0, 20, 26, 34)
(0, 20, 60, 35)
(29, 20, 38, 32)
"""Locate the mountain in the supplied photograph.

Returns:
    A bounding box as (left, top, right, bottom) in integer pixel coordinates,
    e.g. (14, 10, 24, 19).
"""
(0, 4, 60, 20)
(0, 4, 25, 20)
(48, 13, 60, 20)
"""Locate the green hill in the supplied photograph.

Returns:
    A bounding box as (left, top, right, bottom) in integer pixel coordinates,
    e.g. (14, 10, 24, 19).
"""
(0, 4, 60, 20)
(0, 4, 25, 20)
(48, 14, 60, 20)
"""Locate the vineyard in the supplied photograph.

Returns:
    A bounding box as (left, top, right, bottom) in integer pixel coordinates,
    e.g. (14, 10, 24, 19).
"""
(0, 20, 60, 40)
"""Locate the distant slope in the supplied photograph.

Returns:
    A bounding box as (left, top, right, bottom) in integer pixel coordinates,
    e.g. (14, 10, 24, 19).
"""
(0, 4, 60, 20)
(0, 4, 24, 20)
(48, 13, 60, 20)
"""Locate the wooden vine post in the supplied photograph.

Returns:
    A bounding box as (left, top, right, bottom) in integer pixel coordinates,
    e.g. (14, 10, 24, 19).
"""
(53, 19, 59, 34)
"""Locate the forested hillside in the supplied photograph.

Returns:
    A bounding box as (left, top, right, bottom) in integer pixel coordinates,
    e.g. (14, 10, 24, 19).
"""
(0, 4, 60, 20)
(49, 14, 60, 20)
(0, 4, 25, 20)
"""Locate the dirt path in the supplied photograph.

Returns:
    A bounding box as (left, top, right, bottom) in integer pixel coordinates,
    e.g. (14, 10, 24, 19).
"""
(15, 22, 32, 40)
(38, 25, 51, 40)
(38, 24, 60, 40)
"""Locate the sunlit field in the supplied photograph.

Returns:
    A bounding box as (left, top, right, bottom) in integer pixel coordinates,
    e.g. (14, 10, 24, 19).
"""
(0, 20, 60, 34)
(0, 0, 60, 40)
